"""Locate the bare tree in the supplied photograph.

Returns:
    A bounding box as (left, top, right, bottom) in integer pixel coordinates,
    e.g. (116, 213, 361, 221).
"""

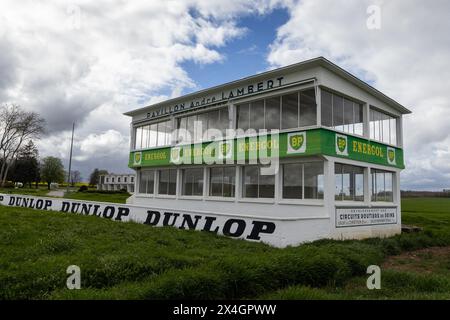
(70, 170, 82, 186)
(0, 104, 45, 186)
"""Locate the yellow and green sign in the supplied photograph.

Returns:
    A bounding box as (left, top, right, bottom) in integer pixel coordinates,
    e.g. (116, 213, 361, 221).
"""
(129, 128, 405, 169)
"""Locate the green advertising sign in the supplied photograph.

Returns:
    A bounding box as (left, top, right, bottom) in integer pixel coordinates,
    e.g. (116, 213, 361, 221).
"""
(129, 128, 405, 169)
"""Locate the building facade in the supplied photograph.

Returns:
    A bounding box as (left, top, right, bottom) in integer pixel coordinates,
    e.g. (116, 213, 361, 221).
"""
(124, 57, 411, 247)
(97, 173, 135, 193)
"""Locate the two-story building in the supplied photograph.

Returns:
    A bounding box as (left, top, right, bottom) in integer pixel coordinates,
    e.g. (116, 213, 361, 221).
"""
(123, 57, 411, 247)
(97, 173, 135, 193)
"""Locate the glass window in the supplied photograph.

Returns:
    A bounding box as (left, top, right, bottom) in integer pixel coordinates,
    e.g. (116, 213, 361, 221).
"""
(139, 170, 155, 194)
(335, 164, 364, 201)
(354, 103, 363, 136)
(250, 100, 265, 130)
(322, 90, 364, 136)
(370, 108, 398, 145)
(219, 108, 229, 135)
(283, 163, 303, 199)
(265, 96, 280, 130)
(333, 95, 344, 132)
(321, 90, 333, 127)
(177, 117, 188, 144)
(207, 110, 220, 140)
(343, 98, 354, 134)
(209, 166, 235, 197)
(187, 115, 196, 143)
(304, 162, 324, 199)
(182, 168, 203, 196)
(300, 89, 317, 127)
(243, 165, 275, 198)
(149, 123, 158, 147)
(282, 92, 299, 129)
(237, 103, 250, 131)
(371, 169, 394, 202)
(158, 169, 177, 195)
(196, 112, 208, 142)
(135, 126, 142, 149)
(243, 166, 258, 198)
(141, 125, 149, 149)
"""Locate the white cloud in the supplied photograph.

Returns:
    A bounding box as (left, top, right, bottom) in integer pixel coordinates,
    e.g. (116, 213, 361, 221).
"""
(267, 0, 450, 190)
(0, 0, 280, 179)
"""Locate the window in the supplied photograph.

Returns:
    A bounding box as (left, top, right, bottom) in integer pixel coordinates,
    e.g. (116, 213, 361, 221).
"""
(124, 177, 127, 183)
(131, 177, 134, 183)
(282, 162, 324, 200)
(265, 97, 281, 130)
(243, 165, 275, 198)
(158, 169, 177, 195)
(335, 164, 364, 201)
(370, 108, 398, 145)
(139, 170, 155, 194)
(135, 119, 172, 149)
(300, 89, 317, 127)
(182, 168, 204, 196)
(321, 89, 364, 136)
(118, 177, 121, 183)
(209, 166, 236, 197)
(106, 178, 109, 183)
(176, 107, 229, 143)
(371, 169, 394, 202)
(112, 177, 115, 183)
(281, 92, 298, 129)
(237, 89, 317, 132)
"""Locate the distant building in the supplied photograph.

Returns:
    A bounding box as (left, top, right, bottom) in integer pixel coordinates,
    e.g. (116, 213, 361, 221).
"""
(97, 173, 135, 193)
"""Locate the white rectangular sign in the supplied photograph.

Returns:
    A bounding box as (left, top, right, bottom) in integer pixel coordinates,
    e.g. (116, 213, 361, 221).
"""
(336, 207, 397, 228)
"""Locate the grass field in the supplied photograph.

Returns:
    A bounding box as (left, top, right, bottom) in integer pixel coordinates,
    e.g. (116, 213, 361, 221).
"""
(63, 191, 131, 204)
(0, 187, 53, 197)
(0, 197, 449, 300)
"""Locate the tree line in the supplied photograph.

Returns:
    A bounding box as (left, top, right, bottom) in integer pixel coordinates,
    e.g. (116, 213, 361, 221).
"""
(0, 104, 108, 190)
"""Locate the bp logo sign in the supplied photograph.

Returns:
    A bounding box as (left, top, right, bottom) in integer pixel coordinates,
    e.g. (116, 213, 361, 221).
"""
(387, 147, 396, 165)
(287, 132, 306, 154)
(170, 147, 183, 164)
(335, 134, 348, 156)
(218, 141, 233, 159)
(134, 152, 142, 165)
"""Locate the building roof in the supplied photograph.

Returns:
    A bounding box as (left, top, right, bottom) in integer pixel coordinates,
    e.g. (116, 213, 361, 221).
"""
(124, 56, 412, 117)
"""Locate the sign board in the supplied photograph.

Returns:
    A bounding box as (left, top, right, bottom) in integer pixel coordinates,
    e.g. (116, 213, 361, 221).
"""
(129, 128, 405, 169)
(0, 194, 276, 243)
(336, 207, 398, 228)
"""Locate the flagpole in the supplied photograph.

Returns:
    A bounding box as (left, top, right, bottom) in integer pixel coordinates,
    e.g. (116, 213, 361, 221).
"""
(67, 123, 75, 193)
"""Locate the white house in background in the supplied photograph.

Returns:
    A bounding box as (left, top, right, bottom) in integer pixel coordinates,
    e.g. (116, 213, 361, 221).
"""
(97, 173, 135, 193)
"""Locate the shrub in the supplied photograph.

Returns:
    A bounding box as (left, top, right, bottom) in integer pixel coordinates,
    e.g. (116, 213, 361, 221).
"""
(78, 185, 88, 192)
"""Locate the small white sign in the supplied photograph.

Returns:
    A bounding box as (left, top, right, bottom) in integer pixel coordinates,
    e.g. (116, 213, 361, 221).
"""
(287, 132, 306, 154)
(387, 147, 396, 165)
(335, 134, 348, 156)
(218, 140, 233, 160)
(170, 147, 182, 164)
(336, 207, 397, 228)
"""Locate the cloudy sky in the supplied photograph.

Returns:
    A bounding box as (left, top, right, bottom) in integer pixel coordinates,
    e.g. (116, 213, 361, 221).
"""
(0, 0, 449, 190)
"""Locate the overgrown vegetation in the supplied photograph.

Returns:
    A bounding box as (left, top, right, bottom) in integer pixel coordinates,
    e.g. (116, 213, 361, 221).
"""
(0, 198, 449, 299)
(63, 190, 131, 203)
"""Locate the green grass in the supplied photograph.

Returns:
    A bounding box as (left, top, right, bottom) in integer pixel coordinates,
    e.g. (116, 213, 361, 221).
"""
(63, 191, 131, 204)
(0, 187, 52, 197)
(0, 197, 449, 299)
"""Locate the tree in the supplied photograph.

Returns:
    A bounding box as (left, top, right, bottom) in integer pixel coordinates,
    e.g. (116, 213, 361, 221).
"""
(70, 170, 82, 186)
(0, 104, 45, 186)
(10, 140, 40, 188)
(40, 156, 65, 190)
(89, 168, 108, 186)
